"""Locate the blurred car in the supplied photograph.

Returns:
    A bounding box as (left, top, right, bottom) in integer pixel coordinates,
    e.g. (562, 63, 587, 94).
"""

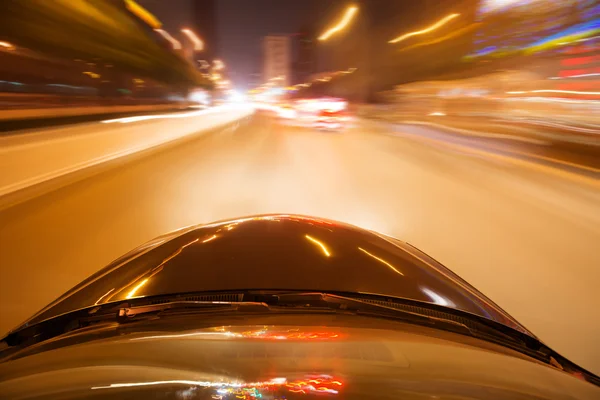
(1, 214, 599, 399)
(314, 109, 346, 131)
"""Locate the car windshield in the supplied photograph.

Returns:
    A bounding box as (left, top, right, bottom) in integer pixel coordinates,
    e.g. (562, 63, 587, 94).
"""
(0, 0, 599, 390)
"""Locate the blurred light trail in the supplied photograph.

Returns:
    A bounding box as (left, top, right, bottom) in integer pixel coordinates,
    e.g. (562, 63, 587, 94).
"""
(202, 235, 218, 243)
(154, 29, 182, 50)
(181, 28, 204, 51)
(507, 90, 600, 96)
(124, 0, 162, 29)
(213, 59, 225, 70)
(126, 278, 148, 299)
(550, 73, 600, 80)
(101, 105, 249, 124)
(0, 41, 15, 50)
(305, 235, 331, 257)
(94, 288, 115, 305)
(389, 13, 460, 44)
(318, 5, 359, 41)
(422, 287, 454, 307)
(358, 248, 403, 276)
(400, 22, 480, 52)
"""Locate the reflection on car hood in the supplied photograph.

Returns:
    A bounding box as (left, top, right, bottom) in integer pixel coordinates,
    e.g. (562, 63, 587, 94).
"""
(22, 214, 527, 334)
(1, 318, 598, 399)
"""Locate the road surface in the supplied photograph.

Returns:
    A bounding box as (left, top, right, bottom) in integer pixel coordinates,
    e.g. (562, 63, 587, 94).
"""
(1, 111, 599, 375)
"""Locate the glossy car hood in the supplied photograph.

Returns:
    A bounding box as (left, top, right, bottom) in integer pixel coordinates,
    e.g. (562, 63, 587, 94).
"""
(21, 214, 527, 334)
(1, 317, 598, 399)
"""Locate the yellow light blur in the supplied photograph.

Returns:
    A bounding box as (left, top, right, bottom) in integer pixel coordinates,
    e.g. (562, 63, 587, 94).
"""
(83, 71, 100, 79)
(389, 13, 460, 44)
(154, 29, 182, 50)
(213, 59, 225, 70)
(0, 41, 15, 50)
(318, 5, 359, 41)
(94, 288, 115, 305)
(305, 235, 331, 257)
(125, 0, 162, 29)
(126, 278, 149, 299)
(181, 28, 204, 51)
(358, 247, 404, 276)
(202, 234, 218, 243)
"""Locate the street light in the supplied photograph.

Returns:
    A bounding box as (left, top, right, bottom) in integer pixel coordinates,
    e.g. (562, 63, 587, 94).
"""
(388, 13, 460, 44)
(181, 28, 204, 51)
(318, 5, 359, 41)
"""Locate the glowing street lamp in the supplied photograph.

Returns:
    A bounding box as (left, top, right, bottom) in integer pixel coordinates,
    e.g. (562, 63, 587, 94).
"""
(181, 28, 204, 51)
(318, 5, 359, 41)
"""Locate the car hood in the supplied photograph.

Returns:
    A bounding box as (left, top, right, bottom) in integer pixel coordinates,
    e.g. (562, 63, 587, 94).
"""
(1, 317, 598, 399)
(19, 214, 529, 335)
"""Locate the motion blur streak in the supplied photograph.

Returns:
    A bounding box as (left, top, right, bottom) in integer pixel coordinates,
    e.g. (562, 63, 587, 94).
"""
(101, 106, 242, 124)
(422, 288, 455, 307)
(0, 41, 15, 49)
(92, 381, 237, 390)
(154, 29, 182, 50)
(124, 0, 162, 29)
(389, 13, 460, 44)
(125, 278, 148, 299)
(181, 28, 204, 51)
(305, 235, 331, 257)
(358, 247, 404, 276)
(93, 288, 115, 305)
(318, 6, 359, 41)
(507, 90, 600, 96)
(202, 235, 218, 243)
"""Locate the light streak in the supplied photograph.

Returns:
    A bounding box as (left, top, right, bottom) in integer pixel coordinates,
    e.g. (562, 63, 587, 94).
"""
(507, 90, 600, 96)
(422, 287, 455, 307)
(100, 105, 244, 124)
(202, 235, 218, 243)
(92, 378, 290, 390)
(213, 59, 225, 70)
(549, 73, 600, 80)
(94, 288, 115, 305)
(125, 278, 148, 299)
(389, 13, 460, 44)
(154, 29, 182, 50)
(305, 235, 331, 257)
(318, 6, 359, 41)
(181, 28, 204, 51)
(0, 41, 15, 50)
(124, 0, 162, 29)
(358, 247, 404, 276)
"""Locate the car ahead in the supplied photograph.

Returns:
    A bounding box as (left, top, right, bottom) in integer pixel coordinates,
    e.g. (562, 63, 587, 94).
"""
(1, 214, 598, 399)
(314, 109, 347, 131)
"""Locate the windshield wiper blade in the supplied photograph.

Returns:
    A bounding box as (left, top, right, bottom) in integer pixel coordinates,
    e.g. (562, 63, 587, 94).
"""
(118, 300, 269, 318)
(3, 299, 268, 348)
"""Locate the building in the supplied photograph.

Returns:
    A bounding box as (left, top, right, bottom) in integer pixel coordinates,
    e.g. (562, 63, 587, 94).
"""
(263, 35, 291, 87)
(292, 29, 316, 85)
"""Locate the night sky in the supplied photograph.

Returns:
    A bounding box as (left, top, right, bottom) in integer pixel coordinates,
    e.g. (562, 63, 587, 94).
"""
(140, 0, 347, 88)
(138, 0, 471, 89)
(216, 0, 347, 88)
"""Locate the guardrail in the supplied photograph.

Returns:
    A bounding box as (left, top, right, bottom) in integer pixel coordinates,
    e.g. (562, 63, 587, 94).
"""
(0, 105, 254, 203)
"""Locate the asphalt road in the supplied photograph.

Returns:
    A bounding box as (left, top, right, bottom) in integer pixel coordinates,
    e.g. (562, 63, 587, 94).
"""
(1, 111, 599, 374)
